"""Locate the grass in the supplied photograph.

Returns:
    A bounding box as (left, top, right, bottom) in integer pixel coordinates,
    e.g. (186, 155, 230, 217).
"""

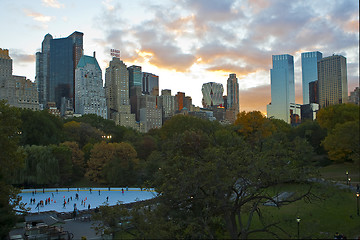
(247, 183, 360, 239)
(319, 162, 360, 183)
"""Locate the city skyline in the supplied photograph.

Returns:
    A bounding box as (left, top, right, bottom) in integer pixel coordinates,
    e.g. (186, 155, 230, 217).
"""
(0, 0, 358, 114)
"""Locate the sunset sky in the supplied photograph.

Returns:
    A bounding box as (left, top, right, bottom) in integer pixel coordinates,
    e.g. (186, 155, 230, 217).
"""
(1, 0, 359, 114)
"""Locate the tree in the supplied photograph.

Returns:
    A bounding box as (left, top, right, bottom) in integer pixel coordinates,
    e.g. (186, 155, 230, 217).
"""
(86, 142, 138, 185)
(63, 121, 104, 148)
(61, 142, 85, 182)
(316, 104, 359, 132)
(145, 128, 315, 239)
(0, 100, 26, 238)
(20, 109, 63, 146)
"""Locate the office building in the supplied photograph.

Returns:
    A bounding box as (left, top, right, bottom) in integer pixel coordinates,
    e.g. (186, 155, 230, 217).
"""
(301, 103, 319, 121)
(142, 72, 159, 96)
(201, 82, 224, 108)
(75, 54, 107, 119)
(0, 48, 13, 103)
(227, 74, 239, 112)
(36, 31, 83, 112)
(301, 51, 322, 104)
(348, 87, 359, 105)
(175, 92, 185, 111)
(318, 55, 348, 108)
(139, 95, 162, 133)
(128, 65, 142, 90)
(159, 89, 175, 122)
(267, 54, 295, 123)
(105, 57, 137, 129)
(309, 80, 318, 104)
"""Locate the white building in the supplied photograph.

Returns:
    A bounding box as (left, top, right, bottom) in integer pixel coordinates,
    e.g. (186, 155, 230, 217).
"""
(75, 54, 107, 119)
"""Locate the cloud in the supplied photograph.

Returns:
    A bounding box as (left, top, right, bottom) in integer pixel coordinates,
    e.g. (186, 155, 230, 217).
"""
(9, 49, 36, 65)
(23, 9, 54, 23)
(239, 85, 271, 113)
(41, 0, 64, 8)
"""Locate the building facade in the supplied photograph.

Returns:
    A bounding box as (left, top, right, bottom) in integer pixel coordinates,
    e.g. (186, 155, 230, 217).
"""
(139, 95, 162, 133)
(201, 82, 224, 108)
(348, 87, 359, 105)
(226, 74, 239, 113)
(318, 55, 348, 108)
(267, 54, 295, 123)
(309, 80, 318, 104)
(159, 89, 175, 122)
(75, 54, 107, 119)
(0, 48, 13, 103)
(105, 57, 137, 129)
(36, 31, 83, 112)
(301, 51, 322, 104)
(142, 72, 159, 96)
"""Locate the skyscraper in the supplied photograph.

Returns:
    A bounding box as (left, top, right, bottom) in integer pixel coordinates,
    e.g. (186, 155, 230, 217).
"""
(35, 34, 52, 106)
(128, 65, 142, 89)
(36, 31, 83, 111)
(227, 74, 239, 111)
(318, 55, 348, 108)
(201, 82, 224, 108)
(267, 54, 295, 123)
(301, 51, 322, 104)
(142, 72, 159, 96)
(75, 54, 107, 119)
(105, 57, 137, 129)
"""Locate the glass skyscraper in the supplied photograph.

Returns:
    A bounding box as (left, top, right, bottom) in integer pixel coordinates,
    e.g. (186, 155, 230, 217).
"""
(142, 72, 159, 96)
(301, 51, 322, 104)
(267, 54, 295, 123)
(37, 31, 83, 111)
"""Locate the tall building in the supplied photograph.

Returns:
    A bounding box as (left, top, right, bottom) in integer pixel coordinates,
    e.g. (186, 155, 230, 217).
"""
(318, 55, 348, 108)
(142, 72, 159, 96)
(309, 80, 318, 104)
(175, 92, 185, 111)
(226, 74, 239, 112)
(301, 51, 322, 104)
(348, 87, 359, 105)
(36, 31, 83, 112)
(0, 48, 13, 102)
(35, 34, 52, 106)
(201, 82, 224, 108)
(75, 54, 107, 119)
(128, 65, 142, 90)
(1, 49, 39, 110)
(105, 57, 137, 129)
(267, 54, 295, 123)
(139, 95, 162, 133)
(159, 89, 175, 122)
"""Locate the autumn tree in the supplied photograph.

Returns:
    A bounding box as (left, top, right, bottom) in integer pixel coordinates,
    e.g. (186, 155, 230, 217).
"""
(61, 141, 85, 181)
(86, 142, 138, 185)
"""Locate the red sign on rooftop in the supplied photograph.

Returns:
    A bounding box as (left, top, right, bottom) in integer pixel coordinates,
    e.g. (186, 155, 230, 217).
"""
(110, 49, 120, 58)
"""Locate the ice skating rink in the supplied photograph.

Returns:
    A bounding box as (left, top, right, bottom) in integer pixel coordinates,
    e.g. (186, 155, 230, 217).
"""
(18, 187, 157, 213)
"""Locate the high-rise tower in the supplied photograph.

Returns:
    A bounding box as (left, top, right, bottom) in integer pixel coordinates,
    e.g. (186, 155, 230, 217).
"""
(318, 55, 348, 108)
(36, 31, 83, 111)
(267, 54, 295, 123)
(301, 51, 322, 104)
(75, 54, 107, 119)
(226, 73, 239, 112)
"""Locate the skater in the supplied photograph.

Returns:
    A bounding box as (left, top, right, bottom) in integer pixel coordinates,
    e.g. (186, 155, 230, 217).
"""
(68, 187, 69, 192)
(99, 189, 100, 195)
(81, 199, 83, 205)
(52, 193, 54, 198)
(56, 189, 58, 194)
(63, 201, 66, 208)
(122, 188, 124, 194)
(108, 187, 110, 191)
(106, 196, 109, 202)
(126, 186, 128, 191)
(77, 188, 79, 192)
(90, 188, 92, 194)
(43, 188, 45, 193)
(88, 204, 90, 210)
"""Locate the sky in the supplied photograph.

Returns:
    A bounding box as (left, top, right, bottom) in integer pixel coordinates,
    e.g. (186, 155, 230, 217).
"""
(1, 0, 359, 114)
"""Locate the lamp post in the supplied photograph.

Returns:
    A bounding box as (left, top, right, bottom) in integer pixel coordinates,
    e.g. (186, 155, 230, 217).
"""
(356, 192, 359, 216)
(296, 216, 301, 239)
(346, 171, 349, 185)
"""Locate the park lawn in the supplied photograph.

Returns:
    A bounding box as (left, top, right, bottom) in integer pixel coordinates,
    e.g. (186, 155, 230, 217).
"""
(319, 162, 359, 183)
(246, 183, 360, 239)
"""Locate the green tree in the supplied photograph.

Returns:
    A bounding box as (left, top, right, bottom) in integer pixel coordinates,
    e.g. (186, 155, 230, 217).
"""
(63, 121, 104, 148)
(20, 109, 63, 146)
(61, 142, 85, 182)
(0, 100, 26, 238)
(316, 104, 359, 132)
(50, 145, 72, 185)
